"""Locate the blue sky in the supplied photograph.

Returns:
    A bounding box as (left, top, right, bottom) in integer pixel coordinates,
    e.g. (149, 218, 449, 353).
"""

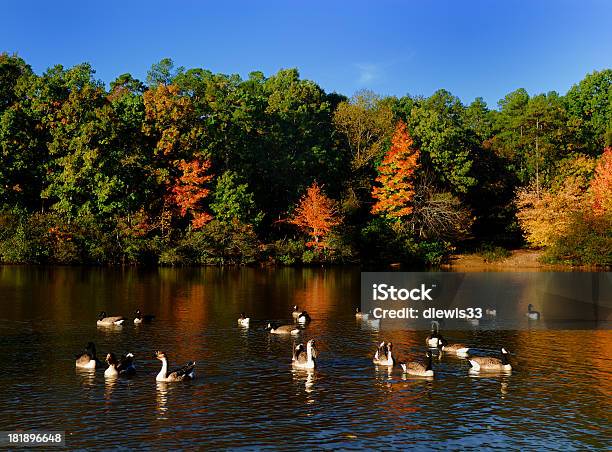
(2, 0, 611, 107)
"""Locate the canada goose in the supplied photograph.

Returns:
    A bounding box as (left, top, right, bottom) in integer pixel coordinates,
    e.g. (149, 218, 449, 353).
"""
(154, 351, 196, 382)
(292, 306, 302, 319)
(400, 351, 434, 377)
(355, 307, 369, 320)
(104, 352, 136, 378)
(526, 304, 540, 320)
(133, 309, 155, 324)
(373, 341, 394, 366)
(468, 348, 512, 372)
(292, 339, 317, 369)
(237, 313, 250, 327)
(425, 321, 445, 347)
(439, 339, 470, 357)
(297, 311, 311, 324)
(485, 308, 497, 317)
(266, 322, 300, 335)
(75, 342, 101, 369)
(97, 311, 125, 326)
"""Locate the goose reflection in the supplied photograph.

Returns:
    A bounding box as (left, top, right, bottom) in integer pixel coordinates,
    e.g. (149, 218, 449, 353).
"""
(400, 369, 434, 382)
(292, 368, 317, 394)
(500, 381, 509, 399)
(75, 368, 96, 389)
(361, 317, 381, 331)
(104, 375, 117, 400)
(156, 382, 169, 419)
(96, 323, 124, 334)
(238, 323, 249, 340)
(373, 362, 394, 384)
(467, 318, 480, 327)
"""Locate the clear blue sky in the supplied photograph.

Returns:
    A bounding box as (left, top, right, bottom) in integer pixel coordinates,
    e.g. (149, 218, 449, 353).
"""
(2, 0, 611, 107)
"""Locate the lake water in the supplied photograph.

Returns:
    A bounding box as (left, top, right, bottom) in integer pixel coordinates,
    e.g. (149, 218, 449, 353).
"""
(0, 266, 610, 450)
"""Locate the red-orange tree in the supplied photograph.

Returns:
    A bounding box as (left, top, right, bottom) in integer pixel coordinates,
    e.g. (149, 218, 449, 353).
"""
(371, 120, 420, 221)
(591, 147, 612, 215)
(143, 84, 213, 232)
(289, 182, 340, 248)
(170, 158, 213, 230)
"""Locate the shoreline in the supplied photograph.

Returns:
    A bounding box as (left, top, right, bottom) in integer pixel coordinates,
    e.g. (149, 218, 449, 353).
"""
(441, 249, 606, 272)
(0, 249, 607, 272)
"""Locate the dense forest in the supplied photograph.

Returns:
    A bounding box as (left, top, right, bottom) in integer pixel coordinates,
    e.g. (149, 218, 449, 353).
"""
(0, 54, 610, 266)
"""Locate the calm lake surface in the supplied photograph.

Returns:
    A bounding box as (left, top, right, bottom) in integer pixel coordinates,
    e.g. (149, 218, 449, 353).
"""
(0, 266, 610, 450)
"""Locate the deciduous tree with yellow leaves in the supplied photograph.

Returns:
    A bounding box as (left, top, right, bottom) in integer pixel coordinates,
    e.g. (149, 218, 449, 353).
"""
(591, 147, 612, 216)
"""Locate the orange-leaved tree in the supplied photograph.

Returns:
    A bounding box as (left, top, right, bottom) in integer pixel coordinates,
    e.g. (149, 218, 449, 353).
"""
(170, 158, 214, 230)
(591, 147, 612, 216)
(289, 182, 340, 248)
(371, 120, 420, 221)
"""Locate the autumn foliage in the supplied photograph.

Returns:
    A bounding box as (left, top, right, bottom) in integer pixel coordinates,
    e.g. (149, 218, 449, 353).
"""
(289, 183, 340, 248)
(1, 54, 611, 266)
(170, 158, 213, 229)
(516, 180, 585, 247)
(591, 147, 612, 215)
(513, 146, 611, 265)
(143, 84, 200, 157)
(371, 120, 420, 220)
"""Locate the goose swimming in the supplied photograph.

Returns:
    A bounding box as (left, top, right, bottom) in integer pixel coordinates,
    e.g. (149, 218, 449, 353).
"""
(154, 351, 196, 382)
(266, 322, 300, 335)
(292, 305, 302, 319)
(133, 309, 155, 324)
(355, 307, 369, 320)
(373, 341, 394, 367)
(297, 311, 311, 324)
(439, 339, 470, 357)
(75, 342, 101, 369)
(526, 304, 540, 320)
(400, 351, 434, 377)
(97, 311, 125, 326)
(292, 339, 317, 370)
(238, 313, 250, 327)
(104, 352, 136, 378)
(425, 321, 445, 348)
(468, 348, 512, 372)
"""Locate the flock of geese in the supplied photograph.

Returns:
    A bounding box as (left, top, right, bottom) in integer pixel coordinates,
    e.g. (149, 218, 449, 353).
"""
(76, 303, 541, 381)
(78, 310, 195, 382)
(359, 310, 513, 376)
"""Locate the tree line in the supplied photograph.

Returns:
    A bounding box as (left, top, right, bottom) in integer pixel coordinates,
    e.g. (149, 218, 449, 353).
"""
(0, 54, 610, 266)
